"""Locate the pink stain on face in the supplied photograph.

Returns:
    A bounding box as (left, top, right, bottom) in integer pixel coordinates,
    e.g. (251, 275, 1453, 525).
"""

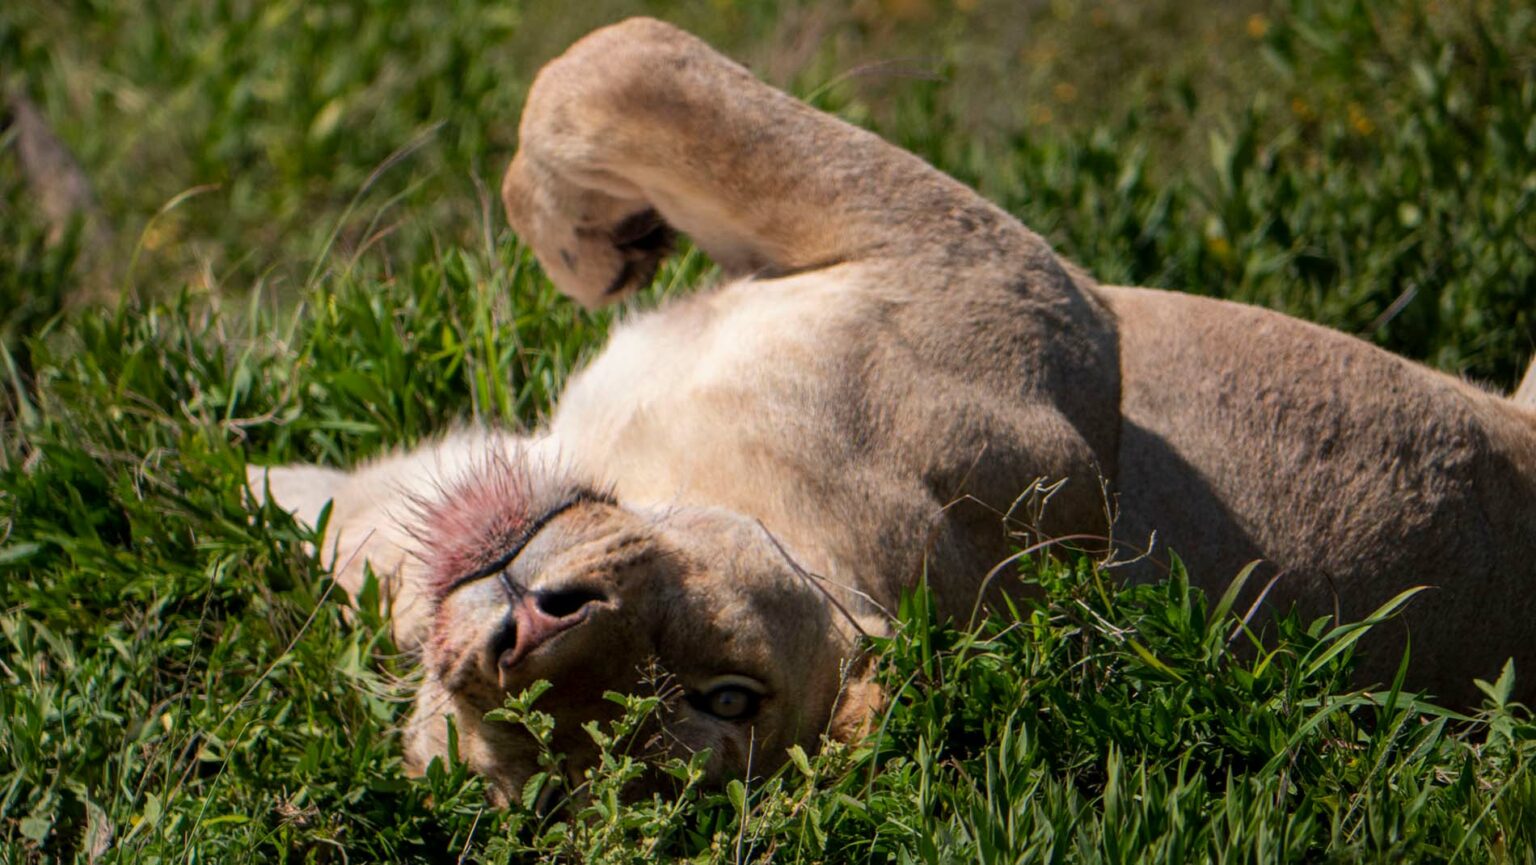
(406, 446, 596, 604)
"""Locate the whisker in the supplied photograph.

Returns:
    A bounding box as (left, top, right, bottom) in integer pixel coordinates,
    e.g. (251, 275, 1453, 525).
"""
(753, 519, 889, 639)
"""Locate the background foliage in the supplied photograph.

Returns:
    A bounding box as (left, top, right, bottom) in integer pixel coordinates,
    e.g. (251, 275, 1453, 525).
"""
(2, 0, 1534, 861)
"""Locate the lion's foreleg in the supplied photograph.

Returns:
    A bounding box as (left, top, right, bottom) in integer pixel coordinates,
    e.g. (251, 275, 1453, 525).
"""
(502, 17, 1040, 307)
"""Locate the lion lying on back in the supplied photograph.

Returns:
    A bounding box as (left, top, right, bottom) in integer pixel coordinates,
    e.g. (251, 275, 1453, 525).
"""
(249, 18, 1536, 805)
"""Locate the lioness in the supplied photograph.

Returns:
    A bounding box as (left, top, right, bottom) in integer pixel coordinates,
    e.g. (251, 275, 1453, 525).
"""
(249, 18, 1536, 804)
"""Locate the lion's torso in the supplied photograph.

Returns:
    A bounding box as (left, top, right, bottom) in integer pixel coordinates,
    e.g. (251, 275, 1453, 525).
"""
(536, 270, 1536, 703)
(542, 262, 1128, 617)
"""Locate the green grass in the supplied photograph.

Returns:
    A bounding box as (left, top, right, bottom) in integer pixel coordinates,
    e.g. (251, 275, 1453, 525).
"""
(3, 0, 1535, 861)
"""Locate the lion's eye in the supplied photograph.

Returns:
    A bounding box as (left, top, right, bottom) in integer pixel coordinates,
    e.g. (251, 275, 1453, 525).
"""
(690, 675, 766, 721)
(695, 684, 762, 721)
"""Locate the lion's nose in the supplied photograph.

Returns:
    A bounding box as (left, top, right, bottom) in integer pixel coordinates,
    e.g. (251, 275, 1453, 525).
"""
(493, 586, 608, 673)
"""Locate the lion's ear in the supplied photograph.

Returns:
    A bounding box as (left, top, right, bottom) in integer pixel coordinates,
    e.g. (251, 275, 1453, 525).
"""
(828, 667, 886, 744)
(246, 463, 348, 530)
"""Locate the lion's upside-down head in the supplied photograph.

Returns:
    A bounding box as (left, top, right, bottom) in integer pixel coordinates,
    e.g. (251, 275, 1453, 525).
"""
(251, 436, 883, 805)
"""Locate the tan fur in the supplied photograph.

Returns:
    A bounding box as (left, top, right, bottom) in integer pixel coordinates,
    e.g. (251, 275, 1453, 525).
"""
(1517, 359, 1536, 406)
(251, 19, 1536, 801)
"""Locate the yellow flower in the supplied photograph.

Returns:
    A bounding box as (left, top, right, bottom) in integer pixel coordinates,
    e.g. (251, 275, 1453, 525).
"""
(884, 0, 932, 21)
(1054, 82, 1079, 104)
(1348, 102, 1375, 135)
(1246, 13, 1269, 39)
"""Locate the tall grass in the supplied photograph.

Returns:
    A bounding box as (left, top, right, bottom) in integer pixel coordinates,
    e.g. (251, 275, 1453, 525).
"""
(2, 0, 1534, 861)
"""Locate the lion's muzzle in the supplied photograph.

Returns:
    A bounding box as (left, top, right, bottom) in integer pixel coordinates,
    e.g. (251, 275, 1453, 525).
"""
(492, 584, 611, 686)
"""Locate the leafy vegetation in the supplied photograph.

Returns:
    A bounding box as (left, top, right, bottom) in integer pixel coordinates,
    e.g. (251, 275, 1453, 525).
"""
(2, 0, 1534, 861)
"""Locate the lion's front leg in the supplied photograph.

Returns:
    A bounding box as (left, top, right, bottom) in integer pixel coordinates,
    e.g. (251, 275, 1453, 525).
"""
(503, 17, 1050, 308)
(501, 150, 676, 308)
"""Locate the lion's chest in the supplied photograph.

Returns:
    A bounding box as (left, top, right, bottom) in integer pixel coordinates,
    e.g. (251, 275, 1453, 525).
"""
(538, 268, 1118, 609)
(545, 272, 869, 508)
